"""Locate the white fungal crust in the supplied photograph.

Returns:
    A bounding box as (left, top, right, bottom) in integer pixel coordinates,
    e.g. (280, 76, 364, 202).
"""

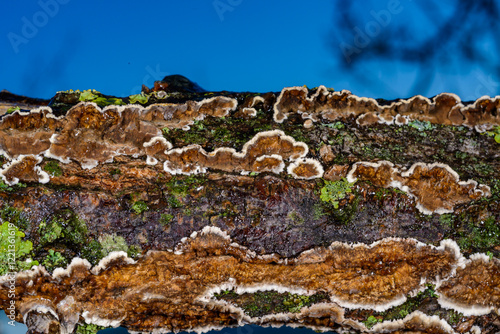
(90, 251, 136, 275)
(52, 257, 92, 280)
(4, 224, 498, 333)
(0, 97, 237, 171)
(370, 311, 457, 334)
(82, 310, 125, 328)
(0, 154, 50, 185)
(436, 253, 500, 316)
(287, 158, 324, 180)
(162, 130, 310, 176)
(274, 85, 500, 130)
(346, 160, 490, 214)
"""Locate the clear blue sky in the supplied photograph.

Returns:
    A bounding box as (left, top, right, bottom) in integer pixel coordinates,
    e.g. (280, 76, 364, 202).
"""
(1, 0, 498, 101)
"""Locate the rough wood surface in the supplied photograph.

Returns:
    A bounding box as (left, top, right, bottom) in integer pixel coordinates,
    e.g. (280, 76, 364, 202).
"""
(0, 81, 499, 334)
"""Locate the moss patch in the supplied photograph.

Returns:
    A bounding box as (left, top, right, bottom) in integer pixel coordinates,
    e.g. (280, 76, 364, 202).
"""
(43, 160, 62, 177)
(213, 290, 329, 317)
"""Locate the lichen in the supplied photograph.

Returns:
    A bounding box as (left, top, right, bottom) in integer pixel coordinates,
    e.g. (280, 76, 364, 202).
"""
(0, 222, 38, 275)
(6, 106, 20, 114)
(98, 234, 129, 256)
(320, 177, 355, 209)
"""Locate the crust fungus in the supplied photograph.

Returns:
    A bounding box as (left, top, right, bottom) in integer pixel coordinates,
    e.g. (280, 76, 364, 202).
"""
(437, 254, 500, 316)
(236, 95, 266, 118)
(0, 107, 59, 158)
(140, 95, 237, 129)
(346, 161, 491, 214)
(273, 86, 500, 131)
(0, 97, 236, 170)
(287, 158, 324, 180)
(163, 130, 312, 176)
(0, 154, 49, 185)
(0, 226, 472, 334)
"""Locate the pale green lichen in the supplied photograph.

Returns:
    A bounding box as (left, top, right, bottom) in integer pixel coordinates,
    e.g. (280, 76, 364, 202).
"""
(129, 92, 149, 104)
(98, 234, 129, 256)
(320, 178, 355, 209)
(98, 233, 142, 259)
(6, 106, 20, 114)
(0, 222, 38, 275)
(484, 126, 500, 144)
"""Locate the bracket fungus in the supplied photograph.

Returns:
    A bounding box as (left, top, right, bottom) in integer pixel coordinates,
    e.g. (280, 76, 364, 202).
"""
(346, 161, 491, 214)
(1, 227, 497, 334)
(274, 85, 500, 131)
(0, 85, 499, 333)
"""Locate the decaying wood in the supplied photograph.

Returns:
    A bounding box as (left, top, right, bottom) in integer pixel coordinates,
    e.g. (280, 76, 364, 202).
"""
(0, 82, 499, 334)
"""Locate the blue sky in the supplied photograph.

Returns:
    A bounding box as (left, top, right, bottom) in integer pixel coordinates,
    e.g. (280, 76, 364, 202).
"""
(1, 0, 498, 101)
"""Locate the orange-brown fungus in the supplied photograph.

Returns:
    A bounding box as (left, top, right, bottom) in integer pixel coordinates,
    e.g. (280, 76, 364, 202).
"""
(274, 86, 500, 131)
(347, 161, 490, 214)
(0, 228, 463, 333)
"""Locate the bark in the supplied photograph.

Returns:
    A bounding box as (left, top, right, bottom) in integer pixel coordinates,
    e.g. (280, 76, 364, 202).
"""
(0, 85, 499, 334)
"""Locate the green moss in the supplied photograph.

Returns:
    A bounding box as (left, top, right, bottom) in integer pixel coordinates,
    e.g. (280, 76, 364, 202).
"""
(166, 175, 206, 197)
(98, 234, 129, 256)
(320, 178, 355, 209)
(42, 249, 67, 271)
(214, 290, 329, 317)
(0, 180, 27, 192)
(166, 195, 183, 208)
(0, 222, 38, 275)
(80, 240, 104, 266)
(75, 323, 106, 334)
(160, 213, 174, 226)
(43, 161, 62, 177)
(131, 201, 148, 214)
(363, 315, 382, 329)
(408, 120, 436, 132)
(38, 220, 63, 244)
(127, 245, 142, 259)
(458, 215, 499, 251)
(0, 205, 29, 231)
(365, 284, 460, 324)
(38, 209, 88, 246)
(322, 121, 344, 129)
(312, 203, 326, 220)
